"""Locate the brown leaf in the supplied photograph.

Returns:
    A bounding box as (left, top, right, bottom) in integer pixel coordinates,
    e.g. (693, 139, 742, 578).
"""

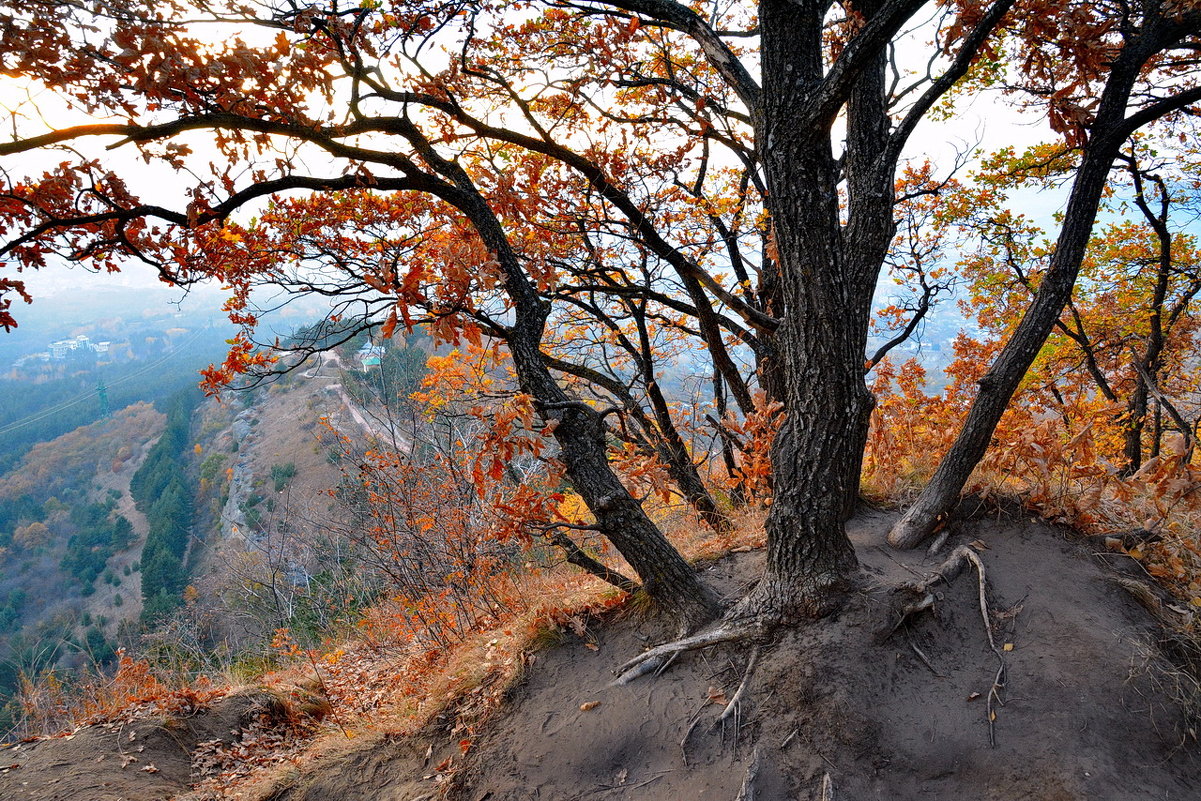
(380, 307, 399, 339)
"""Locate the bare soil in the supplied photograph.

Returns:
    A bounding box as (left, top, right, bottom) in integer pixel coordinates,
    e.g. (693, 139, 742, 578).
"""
(5, 510, 1200, 800)
(0, 690, 295, 801)
(440, 511, 1200, 801)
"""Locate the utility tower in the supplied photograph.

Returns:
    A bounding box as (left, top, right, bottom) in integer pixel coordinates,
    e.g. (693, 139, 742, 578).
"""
(96, 379, 110, 418)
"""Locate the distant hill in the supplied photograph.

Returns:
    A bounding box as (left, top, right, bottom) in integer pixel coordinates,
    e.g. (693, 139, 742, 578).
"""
(0, 403, 166, 730)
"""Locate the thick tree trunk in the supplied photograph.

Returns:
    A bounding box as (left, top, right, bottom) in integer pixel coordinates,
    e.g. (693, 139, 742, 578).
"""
(735, 0, 899, 619)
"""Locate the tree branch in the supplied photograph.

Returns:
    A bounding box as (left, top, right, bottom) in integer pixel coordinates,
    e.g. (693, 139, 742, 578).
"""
(574, 0, 761, 112)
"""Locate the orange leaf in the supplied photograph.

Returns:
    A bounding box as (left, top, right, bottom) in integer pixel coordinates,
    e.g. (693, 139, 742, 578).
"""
(380, 308, 399, 339)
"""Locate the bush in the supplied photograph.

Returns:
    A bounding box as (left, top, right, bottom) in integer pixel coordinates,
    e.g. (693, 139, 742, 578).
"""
(271, 462, 297, 492)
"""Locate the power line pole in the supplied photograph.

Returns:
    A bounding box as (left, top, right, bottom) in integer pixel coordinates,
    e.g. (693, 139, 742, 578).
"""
(96, 379, 110, 418)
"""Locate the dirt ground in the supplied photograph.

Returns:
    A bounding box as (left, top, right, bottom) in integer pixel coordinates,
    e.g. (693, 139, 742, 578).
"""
(0, 690, 294, 801)
(443, 511, 1199, 801)
(5, 509, 1200, 800)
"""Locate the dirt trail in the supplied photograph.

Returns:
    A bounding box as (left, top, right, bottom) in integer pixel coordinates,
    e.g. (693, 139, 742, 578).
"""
(443, 512, 1199, 801)
(282, 511, 1199, 801)
(0, 691, 298, 801)
(5, 511, 1200, 800)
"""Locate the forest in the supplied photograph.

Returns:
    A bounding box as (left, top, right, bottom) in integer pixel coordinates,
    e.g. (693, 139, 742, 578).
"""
(2, 0, 1201, 798)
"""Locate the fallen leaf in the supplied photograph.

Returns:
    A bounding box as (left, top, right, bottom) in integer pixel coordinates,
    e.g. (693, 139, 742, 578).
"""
(1003, 643, 1014, 652)
(615, 767, 628, 785)
(120, 755, 137, 768)
(707, 686, 728, 706)
(141, 764, 159, 774)
(579, 701, 601, 712)
(967, 692, 982, 701)
(434, 757, 452, 772)
(969, 539, 989, 551)
(584, 642, 599, 651)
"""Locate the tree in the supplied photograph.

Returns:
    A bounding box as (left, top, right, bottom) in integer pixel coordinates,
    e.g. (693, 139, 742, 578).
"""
(2, 0, 1200, 632)
(951, 138, 1201, 475)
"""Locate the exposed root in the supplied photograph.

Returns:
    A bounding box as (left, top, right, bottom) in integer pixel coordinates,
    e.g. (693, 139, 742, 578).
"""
(819, 772, 835, 801)
(612, 653, 670, 685)
(890, 545, 1008, 746)
(885, 591, 934, 638)
(778, 727, 797, 750)
(612, 623, 760, 686)
(719, 645, 761, 725)
(926, 526, 952, 557)
(733, 744, 763, 801)
(908, 637, 943, 678)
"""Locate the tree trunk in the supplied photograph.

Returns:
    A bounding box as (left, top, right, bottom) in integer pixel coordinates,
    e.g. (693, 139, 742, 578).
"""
(733, 0, 899, 619)
(1151, 399, 1163, 458)
(514, 342, 722, 626)
(426, 147, 722, 626)
(713, 369, 748, 507)
(1123, 380, 1149, 475)
(888, 97, 1141, 549)
(540, 352, 729, 533)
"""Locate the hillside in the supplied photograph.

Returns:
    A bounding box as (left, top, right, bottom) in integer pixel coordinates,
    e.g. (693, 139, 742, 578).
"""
(0, 403, 166, 720)
(0, 330, 430, 737)
(1, 509, 1198, 800)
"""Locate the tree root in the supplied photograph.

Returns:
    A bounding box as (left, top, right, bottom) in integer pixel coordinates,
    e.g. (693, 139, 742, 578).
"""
(611, 622, 762, 686)
(819, 772, 835, 801)
(719, 645, 761, 725)
(733, 744, 763, 801)
(890, 545, 1008, 746)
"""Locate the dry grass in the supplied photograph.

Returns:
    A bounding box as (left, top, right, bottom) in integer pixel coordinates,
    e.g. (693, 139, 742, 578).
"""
(180, 505, 764, 799)
(1128, 631, 1201, 749)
